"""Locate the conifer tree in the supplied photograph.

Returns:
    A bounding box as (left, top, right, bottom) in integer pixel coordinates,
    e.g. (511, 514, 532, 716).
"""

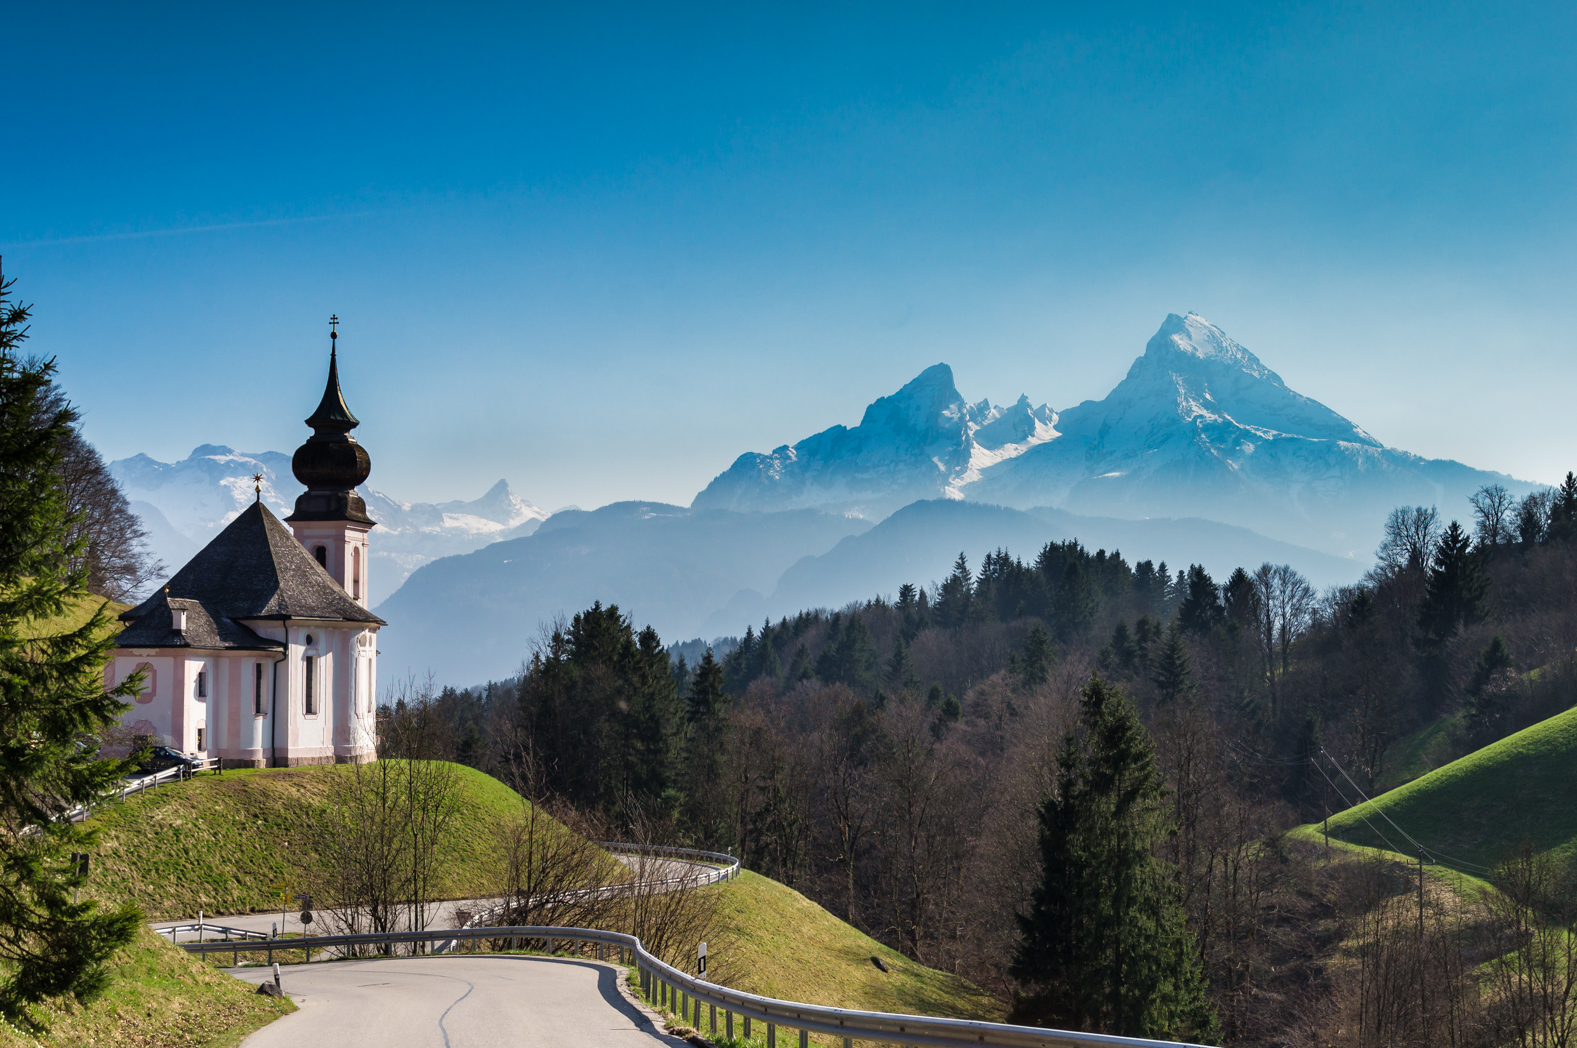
(1016, 625, 1053, 689)
(1417, 520, 1489, 643)
(1011, 676, 1215, 1039)
(1176, 564, 1224, 636)
(933, 553, 974, 629)
(885, 635, 918, 692)
(0, 270, 142, 1011)
(1149, 622, 1195, 705)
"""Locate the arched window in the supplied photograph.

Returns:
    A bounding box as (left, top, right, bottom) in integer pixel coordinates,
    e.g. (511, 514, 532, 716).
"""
(352, 546, 361, 599)
(303, 635, 318, 716)
(254, 662, 265, 715)
(314, 545, 327, 568)
(133, 662, 155, 703)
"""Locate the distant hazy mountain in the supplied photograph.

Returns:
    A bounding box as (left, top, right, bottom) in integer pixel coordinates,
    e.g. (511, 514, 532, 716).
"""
(110, 445, 546, 602)
(373, 502, 872, 685)
(695, 314, 1527, 558)
(750, 499, 1366, 633)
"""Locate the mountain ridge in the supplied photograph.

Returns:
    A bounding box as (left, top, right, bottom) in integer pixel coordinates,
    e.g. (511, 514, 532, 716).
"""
(695, 313, 1528, 557)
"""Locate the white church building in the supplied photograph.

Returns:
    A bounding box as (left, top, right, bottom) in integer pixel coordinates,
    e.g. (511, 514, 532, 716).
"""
(109, 325, 383, 767)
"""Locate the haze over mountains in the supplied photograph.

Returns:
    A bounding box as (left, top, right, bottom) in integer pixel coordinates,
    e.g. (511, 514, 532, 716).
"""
(700, 313, 1522, 559)
(110, 446, 547, 603)
(121, 314, 1530, 686)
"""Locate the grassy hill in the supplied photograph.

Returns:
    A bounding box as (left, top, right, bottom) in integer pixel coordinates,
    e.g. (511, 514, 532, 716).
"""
(1313, 703, 1577, 873)
(83, 761, 585, 919)
(0, 925, 292, 1048)
(704, 871, 1004, 1023)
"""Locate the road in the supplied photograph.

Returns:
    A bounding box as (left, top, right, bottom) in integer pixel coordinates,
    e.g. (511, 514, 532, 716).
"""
(230, 954, 691, 1048)
(154, 853, 725, 942)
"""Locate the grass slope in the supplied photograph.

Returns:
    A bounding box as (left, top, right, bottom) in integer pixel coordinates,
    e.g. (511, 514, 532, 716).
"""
(1316, 704, 1577, 872)
(707, 871, 1004, 1022)
(85, 762, 541, 919)
(0, 925, 292, 1048)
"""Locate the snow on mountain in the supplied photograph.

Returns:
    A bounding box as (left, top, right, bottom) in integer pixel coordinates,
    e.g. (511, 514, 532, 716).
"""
(692, 364, 1057, 518)
(110, 446, 547, 601)
(693, 313, 1527, 558)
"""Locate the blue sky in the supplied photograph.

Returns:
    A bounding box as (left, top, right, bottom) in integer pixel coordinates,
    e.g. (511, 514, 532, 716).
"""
(5, 2, 1575, 509)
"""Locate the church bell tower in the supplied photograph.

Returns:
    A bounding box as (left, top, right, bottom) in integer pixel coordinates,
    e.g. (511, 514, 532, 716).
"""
(286, 317, 376, 606)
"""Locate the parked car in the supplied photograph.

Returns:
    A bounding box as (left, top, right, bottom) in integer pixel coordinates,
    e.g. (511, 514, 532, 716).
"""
(135, 745, 203, 776)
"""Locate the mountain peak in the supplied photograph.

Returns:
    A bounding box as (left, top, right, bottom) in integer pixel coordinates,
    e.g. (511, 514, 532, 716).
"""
(1146, 313, 1274, 381)
(857, 363, 962, 433)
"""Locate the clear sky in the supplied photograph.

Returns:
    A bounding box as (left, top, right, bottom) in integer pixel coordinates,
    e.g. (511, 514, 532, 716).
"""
(5, 2, 1575, 509)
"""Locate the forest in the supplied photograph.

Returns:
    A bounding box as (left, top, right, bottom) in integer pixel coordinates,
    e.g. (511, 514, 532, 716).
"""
(387, 479, 1577, 1046)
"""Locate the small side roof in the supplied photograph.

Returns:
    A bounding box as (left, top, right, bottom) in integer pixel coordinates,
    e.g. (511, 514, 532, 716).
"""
(116, 595, 282, 651)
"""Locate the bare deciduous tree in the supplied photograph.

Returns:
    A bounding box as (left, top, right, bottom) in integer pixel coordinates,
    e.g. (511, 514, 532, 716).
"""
(1377, 505, 1442, 575)
(1470, 484, 1516, 552)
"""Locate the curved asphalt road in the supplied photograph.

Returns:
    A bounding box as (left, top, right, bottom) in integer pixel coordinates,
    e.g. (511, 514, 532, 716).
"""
(231, 954, 690, 1048)
(156, 854, 722, 941)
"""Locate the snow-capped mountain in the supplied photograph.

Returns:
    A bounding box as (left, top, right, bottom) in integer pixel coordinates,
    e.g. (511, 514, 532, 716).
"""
(693, 364, 1058, 518)
(694, 314, 1527, 558)
(110, 445, 547, 601)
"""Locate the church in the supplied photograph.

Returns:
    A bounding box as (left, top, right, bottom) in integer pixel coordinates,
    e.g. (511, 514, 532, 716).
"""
(108, 323, 383, 767)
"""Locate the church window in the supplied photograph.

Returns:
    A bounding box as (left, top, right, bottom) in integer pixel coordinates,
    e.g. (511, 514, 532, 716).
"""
(195, 668, 207, 699)
(314, 545, 327, 568)
(352, 547, 361, 598)
(304, 654, 318, 716)
(196, 727, 205, 752)
(133, 662, 155, 703)
(254, 662, 265, 715)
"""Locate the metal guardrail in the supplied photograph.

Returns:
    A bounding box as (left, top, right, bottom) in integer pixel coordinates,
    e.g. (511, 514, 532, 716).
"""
(184, 924, 1208, 1048)
(432, 842, 740, 952)
(65, 759, 221, 824)
(158, 921, 270, 944)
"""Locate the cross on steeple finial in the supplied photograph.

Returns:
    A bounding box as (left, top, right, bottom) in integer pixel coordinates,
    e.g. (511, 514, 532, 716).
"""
(252, 472, 264, 501)
(329, 315, 339, 346)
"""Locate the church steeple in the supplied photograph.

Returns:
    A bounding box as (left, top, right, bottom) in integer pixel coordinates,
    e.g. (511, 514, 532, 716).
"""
(305, 316, 361, 432)
(286, 317, 375, 526)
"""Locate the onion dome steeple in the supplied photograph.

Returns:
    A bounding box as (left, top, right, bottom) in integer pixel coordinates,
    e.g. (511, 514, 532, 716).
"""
(286, 317, 376, 525)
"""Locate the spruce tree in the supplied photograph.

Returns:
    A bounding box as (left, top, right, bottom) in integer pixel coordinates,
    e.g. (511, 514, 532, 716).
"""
(0, 270, 142, 1011)
(1417, 520, 1488, 643)
(1011, 676, 1215, 1039)
(1177, 564, 1224, 636)
(1149, 622, 1195, 705)
(1016, 625, 1053, 689)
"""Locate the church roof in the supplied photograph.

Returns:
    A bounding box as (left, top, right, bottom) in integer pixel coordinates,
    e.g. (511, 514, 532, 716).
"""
(119, 501, 384, 646)
(116, 594, 281, 650)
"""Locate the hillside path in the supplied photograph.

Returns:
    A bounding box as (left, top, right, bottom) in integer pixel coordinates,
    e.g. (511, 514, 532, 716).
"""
(154, 852, 721, 940)
(231, 954, 689, 1047)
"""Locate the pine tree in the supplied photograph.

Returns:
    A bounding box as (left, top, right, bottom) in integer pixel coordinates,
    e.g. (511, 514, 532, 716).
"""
(0, 269, 143, 1011)
(1177, 564, 1224, 636)
(1016, 625, 1053, 689)
(1149, 621, 1195, 705)
(1549, 473, 1577, 543)
(784, 643, 813, 685)
(933, 553, 974, 629)
(1011, 675, 1215, 1039)
(886, 635, 919, 693)
(1417, 520, 1489, 643)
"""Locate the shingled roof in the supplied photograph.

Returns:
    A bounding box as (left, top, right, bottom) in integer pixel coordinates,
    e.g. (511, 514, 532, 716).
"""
(118, 501, 384, 648)
(116, 594, 281, 650)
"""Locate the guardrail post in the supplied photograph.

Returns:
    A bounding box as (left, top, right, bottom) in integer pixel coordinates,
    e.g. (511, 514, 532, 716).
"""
(800, 1029, 808, 1048)
(726, 1010, 733, 1039)
(767, 1021, 776, 1048)
(709, 1003, 716, 1035)
(743, 1016, 751, 1038)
